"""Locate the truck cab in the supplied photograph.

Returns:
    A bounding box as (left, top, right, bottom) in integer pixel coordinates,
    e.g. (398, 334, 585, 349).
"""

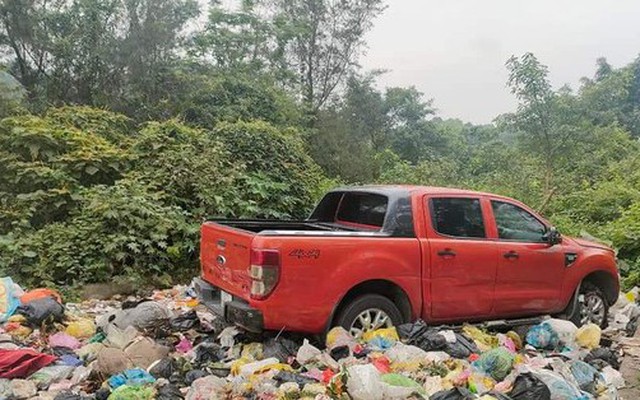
(197, 186, 619, 335)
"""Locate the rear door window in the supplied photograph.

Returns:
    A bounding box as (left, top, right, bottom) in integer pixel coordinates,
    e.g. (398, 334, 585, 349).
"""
(430, 198, 486, 238)
(336, 193, 388, 228)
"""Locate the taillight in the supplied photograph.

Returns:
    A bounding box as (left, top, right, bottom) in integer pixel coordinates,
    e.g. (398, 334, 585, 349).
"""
(249, 249, 280, 299)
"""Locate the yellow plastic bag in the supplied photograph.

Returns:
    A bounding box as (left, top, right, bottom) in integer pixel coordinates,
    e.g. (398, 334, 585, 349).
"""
(575, 323, 601, 349)
(66, 319, 97, 339)
(462, 325, 498, 352)
(361, 327, 399, 343)
(241, 342, 263, 361)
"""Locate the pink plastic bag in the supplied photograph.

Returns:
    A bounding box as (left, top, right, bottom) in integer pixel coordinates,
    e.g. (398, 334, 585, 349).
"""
(176, 338, 193, 353)
(49, 333, 81, 350)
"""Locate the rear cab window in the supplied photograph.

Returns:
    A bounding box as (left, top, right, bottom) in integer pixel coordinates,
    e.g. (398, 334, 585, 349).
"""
(336, 192, 388, 229)
(429, 197, 486, 238)
(310, 191, 388, 230)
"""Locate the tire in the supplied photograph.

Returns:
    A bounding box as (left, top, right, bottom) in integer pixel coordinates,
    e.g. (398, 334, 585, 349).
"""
(570, 281, 609, 328)
(334, 294, 404, 338)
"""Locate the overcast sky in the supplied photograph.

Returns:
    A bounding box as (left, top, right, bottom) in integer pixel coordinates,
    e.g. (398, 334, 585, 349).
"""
(360, 0, 640, 124)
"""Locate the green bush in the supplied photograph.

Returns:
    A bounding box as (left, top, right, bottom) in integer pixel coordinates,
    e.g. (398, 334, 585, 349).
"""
(0, 108, 326, 289)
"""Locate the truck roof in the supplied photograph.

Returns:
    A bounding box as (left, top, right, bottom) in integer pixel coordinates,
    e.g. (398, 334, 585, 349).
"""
(332, 184, 508, 199)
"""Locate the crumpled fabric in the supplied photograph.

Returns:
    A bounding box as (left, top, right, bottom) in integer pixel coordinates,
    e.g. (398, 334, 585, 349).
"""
(0, 348, 56, 379)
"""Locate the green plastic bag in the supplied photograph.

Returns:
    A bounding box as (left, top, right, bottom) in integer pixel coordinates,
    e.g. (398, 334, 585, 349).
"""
(108, 385, 155, 400)
(381, 373, 426, 394)
(472, 347, 514, 381)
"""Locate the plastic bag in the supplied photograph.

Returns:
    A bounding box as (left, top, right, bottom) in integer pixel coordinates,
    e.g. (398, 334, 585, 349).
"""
(463, 325, 498, 352)
(65, 319, 96, 339)
(430, 387, 475, 400)
(15, 296, 64, 326)
(575, 323, 601, 349)
(185, 375, 226, 400)
(468, 373, 496, 394)
(29, 365, 75, 389)
(263, 337, 299, 363)
(0, 278, 20, 322)
(381, 373, 425, 397)
(274, 371, 317, 387)
(362, 327, 399, 343)
(107, 368, 156, 389)
(108, 385, 155, 400)
(346, 364, 384, 400)
(326, 326, 357, 350)
(601, 365, 625, 389)
(156, 383, 184, 400)
(240, 342, 263, 361)
(169, 310, 199, 332)
(544, 319, 578, 346)
(568, 360, 599, 394)
(296, 339, 322, 364)
(508, 373, 551, 400)
(526, 323, 560, 350)
(473, 347, 514, 381)
(10, 379, 37, 399)
(583, 347, 620, 370)
(532, 369, 584, 400)
(108, 301, 172, 331)
(49, 332, 81, 349)
(20, 288, 62, 304)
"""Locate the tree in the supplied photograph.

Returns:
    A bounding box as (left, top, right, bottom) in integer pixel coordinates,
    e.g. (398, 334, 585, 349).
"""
(270, 0, 386, 124)
(505, 53, 563, 211)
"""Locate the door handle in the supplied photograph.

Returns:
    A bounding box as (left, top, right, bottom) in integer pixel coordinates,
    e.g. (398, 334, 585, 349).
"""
(503, 250, 519, 259)
(437, 248, 456, 257)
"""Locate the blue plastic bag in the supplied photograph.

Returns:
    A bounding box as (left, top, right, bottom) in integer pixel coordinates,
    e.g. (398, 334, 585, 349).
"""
(526, 322, 559, 350)
(0, 277, 20, 322)
(570, 360, 600, 394)
(108, 368, 155, 389)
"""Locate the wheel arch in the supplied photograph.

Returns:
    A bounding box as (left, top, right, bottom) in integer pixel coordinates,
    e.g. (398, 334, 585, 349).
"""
(326, 279, 413, 331)
(581, 270, 619, 306)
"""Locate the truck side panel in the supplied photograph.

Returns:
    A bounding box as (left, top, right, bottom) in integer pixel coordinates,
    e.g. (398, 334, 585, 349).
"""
(249, 235, 422, 333)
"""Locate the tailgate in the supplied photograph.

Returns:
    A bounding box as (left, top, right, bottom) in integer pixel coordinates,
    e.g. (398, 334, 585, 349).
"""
(200, 222, 254, 298)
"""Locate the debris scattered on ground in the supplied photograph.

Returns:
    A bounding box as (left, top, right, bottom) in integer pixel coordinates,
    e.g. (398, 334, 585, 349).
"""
(0, 277, 638, 399)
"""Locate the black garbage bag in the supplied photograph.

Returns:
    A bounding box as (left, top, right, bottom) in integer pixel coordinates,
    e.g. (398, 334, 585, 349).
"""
(508, 373, 551, 400)
(397, 320, 452, 352)
(185, 369, 209, 385)
(193, 342, 222, 366)
(94, 388, 111, 400)
(263, 337, 299, 363)
(430, 387, 475, 400)
(157, 383, 185, 400)
(444, 333, 479, 359)
(584, 347, 621, 370)
(273, 371, 318, 387)
(16, 297, 64, 326)
(150, 357, 179, 379)
(330, 345, 350, 361)
(170, 310, 200, 332)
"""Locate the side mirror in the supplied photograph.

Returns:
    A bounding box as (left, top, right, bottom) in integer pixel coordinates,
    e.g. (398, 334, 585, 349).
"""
(543, 226, 562, 246)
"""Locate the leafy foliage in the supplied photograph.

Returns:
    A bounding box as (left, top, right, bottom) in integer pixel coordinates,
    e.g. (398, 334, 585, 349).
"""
(0, 108, 325, 288)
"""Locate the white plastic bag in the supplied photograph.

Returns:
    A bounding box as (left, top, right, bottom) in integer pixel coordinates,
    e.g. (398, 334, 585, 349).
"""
(346, 364, 384, 400)
(296, 339, 322, 364)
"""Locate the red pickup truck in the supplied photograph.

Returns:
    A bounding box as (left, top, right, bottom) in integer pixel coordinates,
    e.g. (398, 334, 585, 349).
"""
(196, 186, 619, 336)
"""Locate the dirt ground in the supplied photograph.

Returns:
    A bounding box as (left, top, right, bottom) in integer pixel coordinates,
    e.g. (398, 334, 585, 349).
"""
(618, 330, 640, 399)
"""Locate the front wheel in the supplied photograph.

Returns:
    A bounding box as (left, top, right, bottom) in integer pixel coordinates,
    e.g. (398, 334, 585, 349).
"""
(570, 281, 609, 328)
(334, 294, 404, 339)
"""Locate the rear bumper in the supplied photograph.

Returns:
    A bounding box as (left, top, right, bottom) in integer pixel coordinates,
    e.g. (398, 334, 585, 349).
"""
(193, 277, 264, 333)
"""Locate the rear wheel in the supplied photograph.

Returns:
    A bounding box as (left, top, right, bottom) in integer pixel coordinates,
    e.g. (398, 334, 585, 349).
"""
(334, 294, 404, 338)
(570, 281, 609, 328)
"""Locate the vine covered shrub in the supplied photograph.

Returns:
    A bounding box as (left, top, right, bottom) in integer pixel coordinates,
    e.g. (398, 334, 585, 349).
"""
(0, 107, 327, 289)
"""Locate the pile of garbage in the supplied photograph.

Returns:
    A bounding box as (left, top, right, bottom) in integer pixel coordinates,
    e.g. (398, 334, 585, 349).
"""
(0, 276, 639, 400)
